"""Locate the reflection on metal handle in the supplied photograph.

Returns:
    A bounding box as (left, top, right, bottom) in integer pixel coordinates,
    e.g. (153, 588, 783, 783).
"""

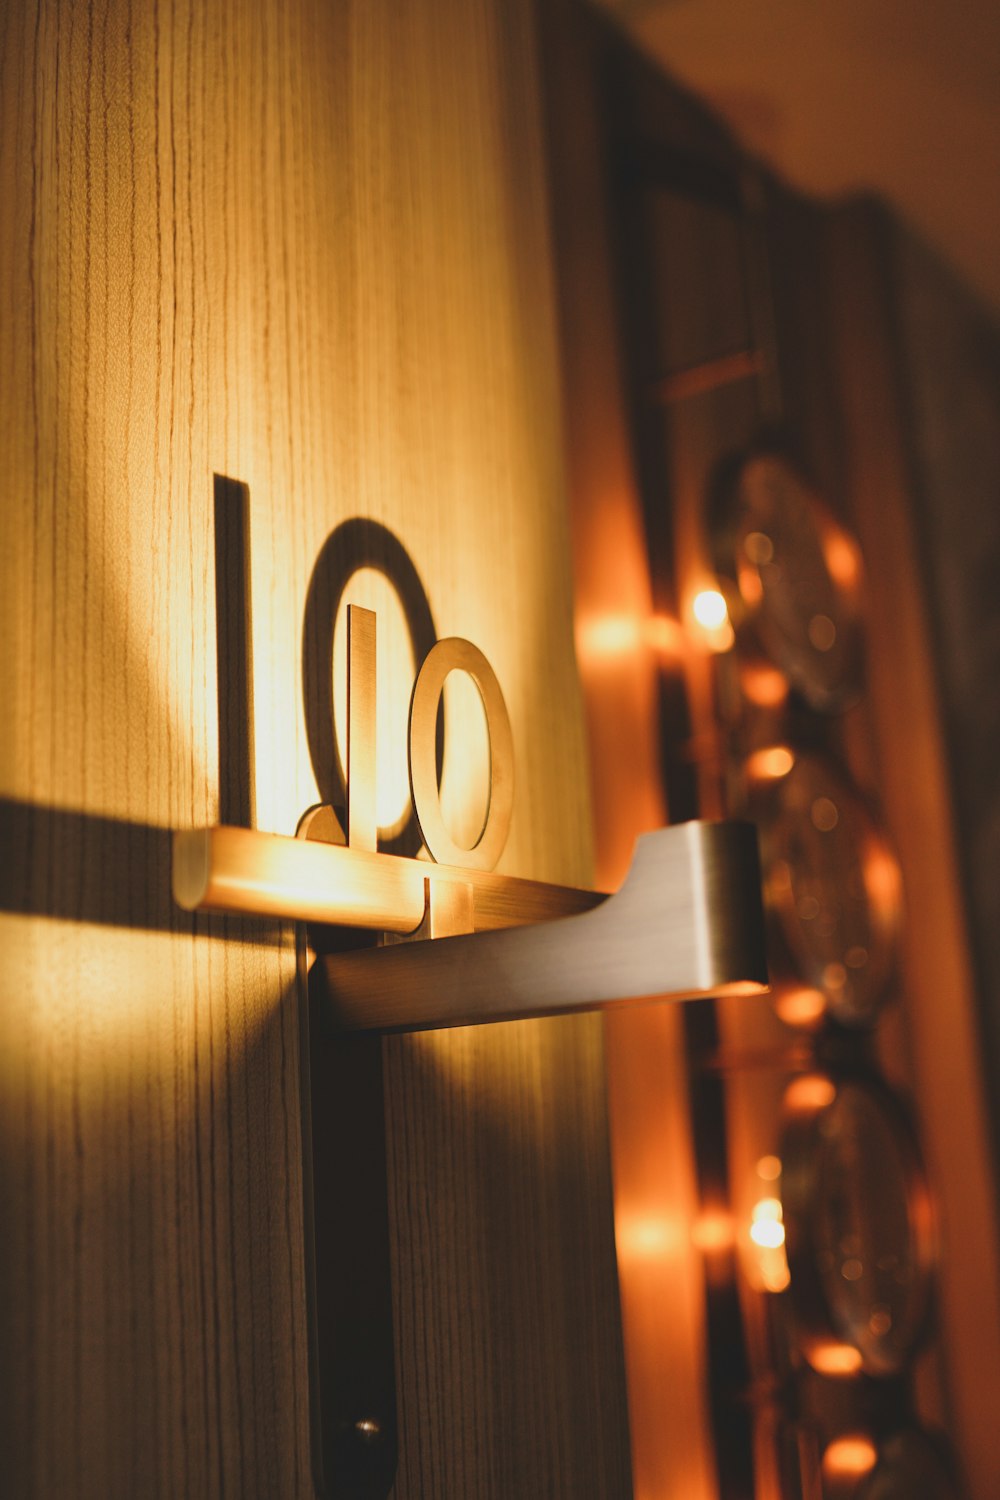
(315, 820, 767, 1033)
(174, 818, 768, 1034)
(173, 823, 601, 932)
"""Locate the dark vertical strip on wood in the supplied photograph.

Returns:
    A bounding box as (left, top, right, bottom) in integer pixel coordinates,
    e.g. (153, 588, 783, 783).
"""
(280, 957, 304, 1500)
(304, 968, 398, 1500)
(239, 954, 265, 1495)
(213, 475, 256, 829)
(221, 930, 247, 1500)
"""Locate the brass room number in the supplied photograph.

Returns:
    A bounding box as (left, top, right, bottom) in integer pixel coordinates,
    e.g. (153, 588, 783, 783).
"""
(343, 607, 515, 872)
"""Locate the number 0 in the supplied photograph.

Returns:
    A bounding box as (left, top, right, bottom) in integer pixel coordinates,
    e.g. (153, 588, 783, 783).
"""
(408, 638, 514, 871)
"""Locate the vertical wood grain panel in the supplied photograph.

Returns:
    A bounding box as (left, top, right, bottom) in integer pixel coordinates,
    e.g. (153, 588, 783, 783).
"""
(0, 0, 632, 1494)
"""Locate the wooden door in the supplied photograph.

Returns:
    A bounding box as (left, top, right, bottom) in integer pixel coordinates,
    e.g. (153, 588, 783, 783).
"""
(0, 1, 632, 1494)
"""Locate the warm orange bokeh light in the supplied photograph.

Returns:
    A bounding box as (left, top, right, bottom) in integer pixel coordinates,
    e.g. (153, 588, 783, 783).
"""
(809, 1342, 864, 1377)
(823, 530, 863, 591)
(784, 1073, 837, 1113)
(749, 1197, 785, 1252)
(745, 745, 795, 783)
(689, 589, 735, 653)
(739, 661, 789, 707)
(775, 986, 827, 1028)
(749, 1218, 785, 1250)
(863, 845, 903, 908)
(822, 1434, 878, 1477)
(692, 589, 729, 629)
(746, 1193, 790, 1290)
(736, 559, 764, 607)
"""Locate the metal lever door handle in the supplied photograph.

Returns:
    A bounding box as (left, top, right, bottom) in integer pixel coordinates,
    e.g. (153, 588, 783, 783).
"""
(316, 820, 767, 1032)
(172, 814, 766, 1498)
(173, 817, 768, 1032)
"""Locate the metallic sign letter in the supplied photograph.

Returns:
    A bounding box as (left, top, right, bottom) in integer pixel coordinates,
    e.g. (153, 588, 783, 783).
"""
(408, 637, 514, 871)
(346, 605, 377, 851)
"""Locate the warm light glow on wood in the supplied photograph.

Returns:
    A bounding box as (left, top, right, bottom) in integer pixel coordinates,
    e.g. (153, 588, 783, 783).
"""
(174, 824, 601, 933)
(576, 613, 645, 661)
(644, 614, 687, 659)
(2, 0, 639, 1488)
(575, 611, 690, 666)
(691, 1211, 735, 1254)
(616, 1215, 680, 1260)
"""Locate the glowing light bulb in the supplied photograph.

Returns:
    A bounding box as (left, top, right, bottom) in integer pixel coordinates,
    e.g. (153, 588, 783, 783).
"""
(692, 589, 729, 630)
(750, 1219, 786, 1250)
(745, 1192, 790, 1290)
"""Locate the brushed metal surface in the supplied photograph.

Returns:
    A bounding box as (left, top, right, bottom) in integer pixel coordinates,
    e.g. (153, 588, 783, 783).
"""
(174, 820, 766, 1032)
(172, 824, 601, 932)
(315, 821, 767, 1032)
(347, 605, 378, 852)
